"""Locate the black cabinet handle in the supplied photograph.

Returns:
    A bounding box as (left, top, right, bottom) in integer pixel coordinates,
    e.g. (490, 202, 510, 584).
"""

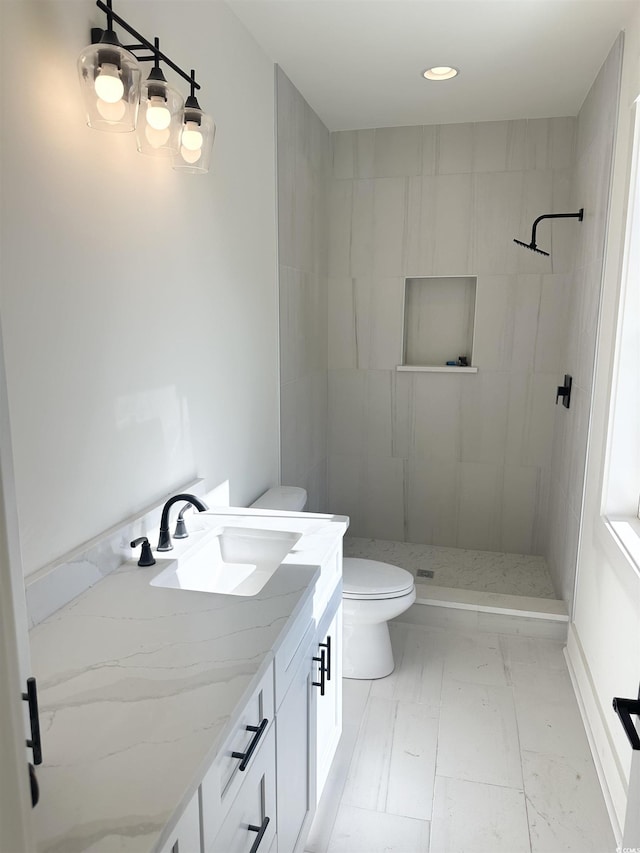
(28, 763, 39, 808)
(313, 650, 326, 696)
(231, 718, 268, 771)
(22, 677, 42, 766)
(613, 696, 640, 750)
(248, 816, 270, 853)
(319, 635, 332, 682)
(556, 374, 572, 408)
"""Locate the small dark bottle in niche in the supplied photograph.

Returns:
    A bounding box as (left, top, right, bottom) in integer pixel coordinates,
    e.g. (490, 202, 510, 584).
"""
(458, 355, 469, 367)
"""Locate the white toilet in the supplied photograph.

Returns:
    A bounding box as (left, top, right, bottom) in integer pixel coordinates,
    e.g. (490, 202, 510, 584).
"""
(251, 487, 417, 680)
(342, 558, 416, 679)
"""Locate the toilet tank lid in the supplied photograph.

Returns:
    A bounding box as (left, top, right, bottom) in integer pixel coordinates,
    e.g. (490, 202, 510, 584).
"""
(251, 486, 307, 511)
(343, 558, 414, 597)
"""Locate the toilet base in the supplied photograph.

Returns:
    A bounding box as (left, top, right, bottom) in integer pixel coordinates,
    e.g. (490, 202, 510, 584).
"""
(343, 621, 395, 680)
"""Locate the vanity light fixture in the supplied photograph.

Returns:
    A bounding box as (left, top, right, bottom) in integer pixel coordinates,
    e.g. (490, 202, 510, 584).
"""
(422, 66, 459, 81)
(173, 73, 216, 174)
(136, 39, 184, 157)
(77, 0, 215, 173)
(77, 12, 141, 132)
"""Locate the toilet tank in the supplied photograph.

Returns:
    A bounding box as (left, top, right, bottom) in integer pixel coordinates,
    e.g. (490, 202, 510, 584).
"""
(251, 486, 307, 512)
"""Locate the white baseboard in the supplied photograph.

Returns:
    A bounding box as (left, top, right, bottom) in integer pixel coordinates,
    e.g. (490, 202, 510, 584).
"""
(564, 623, 626, 843)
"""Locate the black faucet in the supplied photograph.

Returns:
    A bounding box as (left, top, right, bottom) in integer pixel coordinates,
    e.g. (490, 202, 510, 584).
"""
(157, 493, 208, 551)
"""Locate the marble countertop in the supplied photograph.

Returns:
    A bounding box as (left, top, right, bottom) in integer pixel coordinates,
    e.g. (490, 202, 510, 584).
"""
(29, 509, 347, 853)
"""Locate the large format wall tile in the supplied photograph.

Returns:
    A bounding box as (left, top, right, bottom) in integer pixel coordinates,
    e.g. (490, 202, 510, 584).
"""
(373, 126, 422, 178)
(354, 277, 405, 369)
(545, 37, 622, 608)
(405, 456, 459, 547)
(325, 113, 594, 558)
(432, 173, 475, 274)
(437, 123, 474, 174)
(460, 372, 510, 465)
(328, 277, 357, 369)
(328, 180, 353, 277)
(277, 71, 330, 508)
(501, 464, 542, 555)
(412, 373, 463, 461)
(474, 171, 524, 274)
(457, 461, 502, 551)
(350, 180, 375, 276)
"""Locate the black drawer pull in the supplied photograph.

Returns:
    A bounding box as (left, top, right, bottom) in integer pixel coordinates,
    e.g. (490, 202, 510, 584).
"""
(22, 677, 42, 766)
(232, 718, 268, 771)
(313, 650, 326, 696)
(613, 696, 640, 750)
(248, 816, 270, 853)
(319, 635, 332, 681)
(29, 763, 39, 808)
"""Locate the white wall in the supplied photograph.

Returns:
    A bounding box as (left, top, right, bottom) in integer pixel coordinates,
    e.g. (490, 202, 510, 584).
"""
(567, 13, 640, 835)
(327, 121, 576, 554)
(0, 1, 279, 576)
(276, 68, 330, 511)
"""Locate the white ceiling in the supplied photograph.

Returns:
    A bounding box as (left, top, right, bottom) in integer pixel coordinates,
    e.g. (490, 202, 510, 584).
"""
(227, 0, 637, 130)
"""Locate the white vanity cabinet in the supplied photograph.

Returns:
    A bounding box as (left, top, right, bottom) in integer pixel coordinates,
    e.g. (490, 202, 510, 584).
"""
(313, 592, 343, 802)
(167, 538, 345, 853)
(275, 631, 317, 853)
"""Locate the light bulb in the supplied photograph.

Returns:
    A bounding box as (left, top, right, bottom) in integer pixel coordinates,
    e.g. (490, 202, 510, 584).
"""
(95, 63, 124, 103)
(96, 97, 126, 122)
(180, 145, 202, 165)
(146, 96, 171, 131)
(181, 121, 203, 152)
(145, 124, 171, 148)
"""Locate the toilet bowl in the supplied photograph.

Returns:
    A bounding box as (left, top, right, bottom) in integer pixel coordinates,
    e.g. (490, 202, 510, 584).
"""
(342, 558, 416, 679)
(251, 487, 417, 680)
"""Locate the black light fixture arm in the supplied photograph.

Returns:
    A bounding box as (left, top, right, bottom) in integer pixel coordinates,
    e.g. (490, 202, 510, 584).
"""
(94, 0, 201, 90)
(529, 209, 584, 248)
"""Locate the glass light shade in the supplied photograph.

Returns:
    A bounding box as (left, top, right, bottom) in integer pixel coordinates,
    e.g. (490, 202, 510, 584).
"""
(77, 38, 141, 132)
(135, 75, 184, 157)
(172, 108, 215, 174)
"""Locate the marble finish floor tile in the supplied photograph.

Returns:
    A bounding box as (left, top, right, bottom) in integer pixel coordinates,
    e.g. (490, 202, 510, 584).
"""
(342, 696, 438, 820)
(430, 776, 531, 853)
(522, 750, 616, 852)
(370, 622, 444, 713)
(306, 622, 614, 853)
(344, 537, 557, 599)
(326, 804, 430, 853)
(437, 679, 523, 789)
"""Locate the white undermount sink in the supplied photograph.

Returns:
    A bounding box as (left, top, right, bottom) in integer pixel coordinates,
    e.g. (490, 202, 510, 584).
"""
(150, 526, 303, 597)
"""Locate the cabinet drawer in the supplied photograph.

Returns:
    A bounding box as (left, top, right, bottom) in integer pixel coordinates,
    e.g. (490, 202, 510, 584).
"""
(274, 598, 314, 709)
(201, 663, 274, 847)
(207, 724, 277, 853)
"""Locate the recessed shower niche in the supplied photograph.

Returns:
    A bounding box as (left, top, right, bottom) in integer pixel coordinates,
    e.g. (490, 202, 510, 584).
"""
(398, 276, 478, 372)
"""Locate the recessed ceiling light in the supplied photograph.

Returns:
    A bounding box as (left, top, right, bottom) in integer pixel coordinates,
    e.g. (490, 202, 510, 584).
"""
(422, 66, 459, 81)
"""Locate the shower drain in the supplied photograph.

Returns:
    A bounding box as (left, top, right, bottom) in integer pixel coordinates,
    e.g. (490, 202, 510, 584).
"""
(417, 569, 434, 579)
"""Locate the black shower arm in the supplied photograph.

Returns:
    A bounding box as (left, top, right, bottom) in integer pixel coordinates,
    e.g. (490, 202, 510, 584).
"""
(530, 209, 584, 246)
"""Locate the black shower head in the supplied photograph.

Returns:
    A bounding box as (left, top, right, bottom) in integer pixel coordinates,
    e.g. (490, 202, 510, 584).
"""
(513, 238, 550, 256)
(513, 208, 583, 259)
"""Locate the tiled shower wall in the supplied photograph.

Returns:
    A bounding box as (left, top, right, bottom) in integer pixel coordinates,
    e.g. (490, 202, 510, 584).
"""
(276, 68, 331, 511)
(327, 119, 578, 554)
(547, 37, 623, 608)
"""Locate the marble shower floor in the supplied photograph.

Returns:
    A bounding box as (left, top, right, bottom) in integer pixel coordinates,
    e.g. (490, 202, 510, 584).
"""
(343, 538, 558, 600)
